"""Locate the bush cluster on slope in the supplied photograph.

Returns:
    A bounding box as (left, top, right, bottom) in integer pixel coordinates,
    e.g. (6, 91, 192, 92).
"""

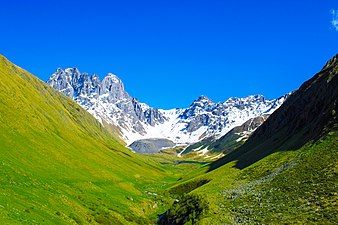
(159, 194, 209, 225)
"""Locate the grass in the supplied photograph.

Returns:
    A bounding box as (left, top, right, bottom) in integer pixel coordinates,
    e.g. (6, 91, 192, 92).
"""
(225, 133, 338, 224)
(157, 54, 338, 224)
(0, 54, 202, 224)
(1, 54, 337, 224)
(161, 132, 338, 224)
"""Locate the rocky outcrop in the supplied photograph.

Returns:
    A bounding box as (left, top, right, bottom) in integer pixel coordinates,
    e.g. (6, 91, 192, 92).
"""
(128, 138, 175, 154)
(179, 94, 289, 137)
(47, 68, 167, 143)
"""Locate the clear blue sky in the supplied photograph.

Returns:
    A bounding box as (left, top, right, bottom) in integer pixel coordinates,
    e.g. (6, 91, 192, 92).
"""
(1, 0, 337, 109)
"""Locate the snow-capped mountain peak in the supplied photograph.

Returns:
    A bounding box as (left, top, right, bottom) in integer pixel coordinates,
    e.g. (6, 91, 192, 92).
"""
(47, 68, 289, 145)
(195, 95, 213, 103)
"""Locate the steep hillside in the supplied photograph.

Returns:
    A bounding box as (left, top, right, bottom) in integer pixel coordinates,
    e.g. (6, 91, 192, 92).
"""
(210, 53, 338, 170)
(160, 54, 338, 224)
(0, 55, 176, 224)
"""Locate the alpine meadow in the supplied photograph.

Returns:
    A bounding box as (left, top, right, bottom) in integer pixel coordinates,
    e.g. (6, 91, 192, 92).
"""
(1, 1, 338, 224)
(0, 52, 337, 224)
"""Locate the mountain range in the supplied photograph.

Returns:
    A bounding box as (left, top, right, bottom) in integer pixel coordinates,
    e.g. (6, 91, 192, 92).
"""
(0, 53, 337, 224)
(47, 68, 289, 148)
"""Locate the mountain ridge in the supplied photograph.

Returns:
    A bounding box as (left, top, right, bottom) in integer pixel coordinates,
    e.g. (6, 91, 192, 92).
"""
(47, 68, 289, 145)
(210, 53, 338, 170)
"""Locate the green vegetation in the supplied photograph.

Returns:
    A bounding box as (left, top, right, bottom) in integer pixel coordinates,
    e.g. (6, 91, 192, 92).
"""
(156, 54, 338, 224)
(0, 55, 197, 224)
(159, 194, 209, 225)
(159, 132, 337, 224)
(227, 133, 338, 224)
(1, 53, 337, 224)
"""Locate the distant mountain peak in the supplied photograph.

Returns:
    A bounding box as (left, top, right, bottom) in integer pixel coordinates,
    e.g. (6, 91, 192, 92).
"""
(64, 67, 81, 76)
(226, 94, 265, 102)
(105, 73, 122, 83)
(196, 95, 212, 102)
(47, 68, 289, 145)
(189, 95, 214, 109)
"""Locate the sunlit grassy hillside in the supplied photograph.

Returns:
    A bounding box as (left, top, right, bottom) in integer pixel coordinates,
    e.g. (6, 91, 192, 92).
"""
(0, 54, 179, 224)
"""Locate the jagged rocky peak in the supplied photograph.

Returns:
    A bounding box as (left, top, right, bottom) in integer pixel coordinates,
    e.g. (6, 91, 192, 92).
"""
(47, 67, 290, 146)
(181, 95, 214, 119)
(181, 93, 290, 135)
(224, 94, 265, 106)
(102, 73, 124, 91)
(64, 67, 80, 75)
(192, 95, 214, 106)
(91, 73, 101, 84)
(196, 95, 213, 102)
(101, 73, 130, 102)
(47, 68, 169, 144)
(48, 68, 130, 101)
(47, 68, 75, 98)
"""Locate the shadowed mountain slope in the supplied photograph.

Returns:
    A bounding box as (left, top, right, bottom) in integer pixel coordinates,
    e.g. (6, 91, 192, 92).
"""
(209, 53, 338, 170)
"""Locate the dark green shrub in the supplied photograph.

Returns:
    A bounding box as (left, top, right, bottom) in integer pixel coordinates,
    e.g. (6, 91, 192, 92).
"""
(159, 194, 209, 225)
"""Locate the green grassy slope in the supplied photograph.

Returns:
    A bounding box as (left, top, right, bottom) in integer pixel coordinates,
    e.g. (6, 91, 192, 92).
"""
(176, 131, 338, 224)
(0, 54, 179, 224)
(160, 54, 338, 224)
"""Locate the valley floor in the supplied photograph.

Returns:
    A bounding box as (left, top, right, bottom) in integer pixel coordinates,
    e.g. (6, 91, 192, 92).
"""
(1, 131, 337, 224)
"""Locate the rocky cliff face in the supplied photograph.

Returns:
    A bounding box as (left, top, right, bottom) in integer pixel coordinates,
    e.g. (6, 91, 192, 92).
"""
(47, 68, 289, 145)
(47, 68, 167, 141)
(179, 94, 289, 138)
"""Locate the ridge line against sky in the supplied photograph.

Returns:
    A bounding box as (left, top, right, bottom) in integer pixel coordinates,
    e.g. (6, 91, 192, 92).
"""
(0, 0, 337, 109)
